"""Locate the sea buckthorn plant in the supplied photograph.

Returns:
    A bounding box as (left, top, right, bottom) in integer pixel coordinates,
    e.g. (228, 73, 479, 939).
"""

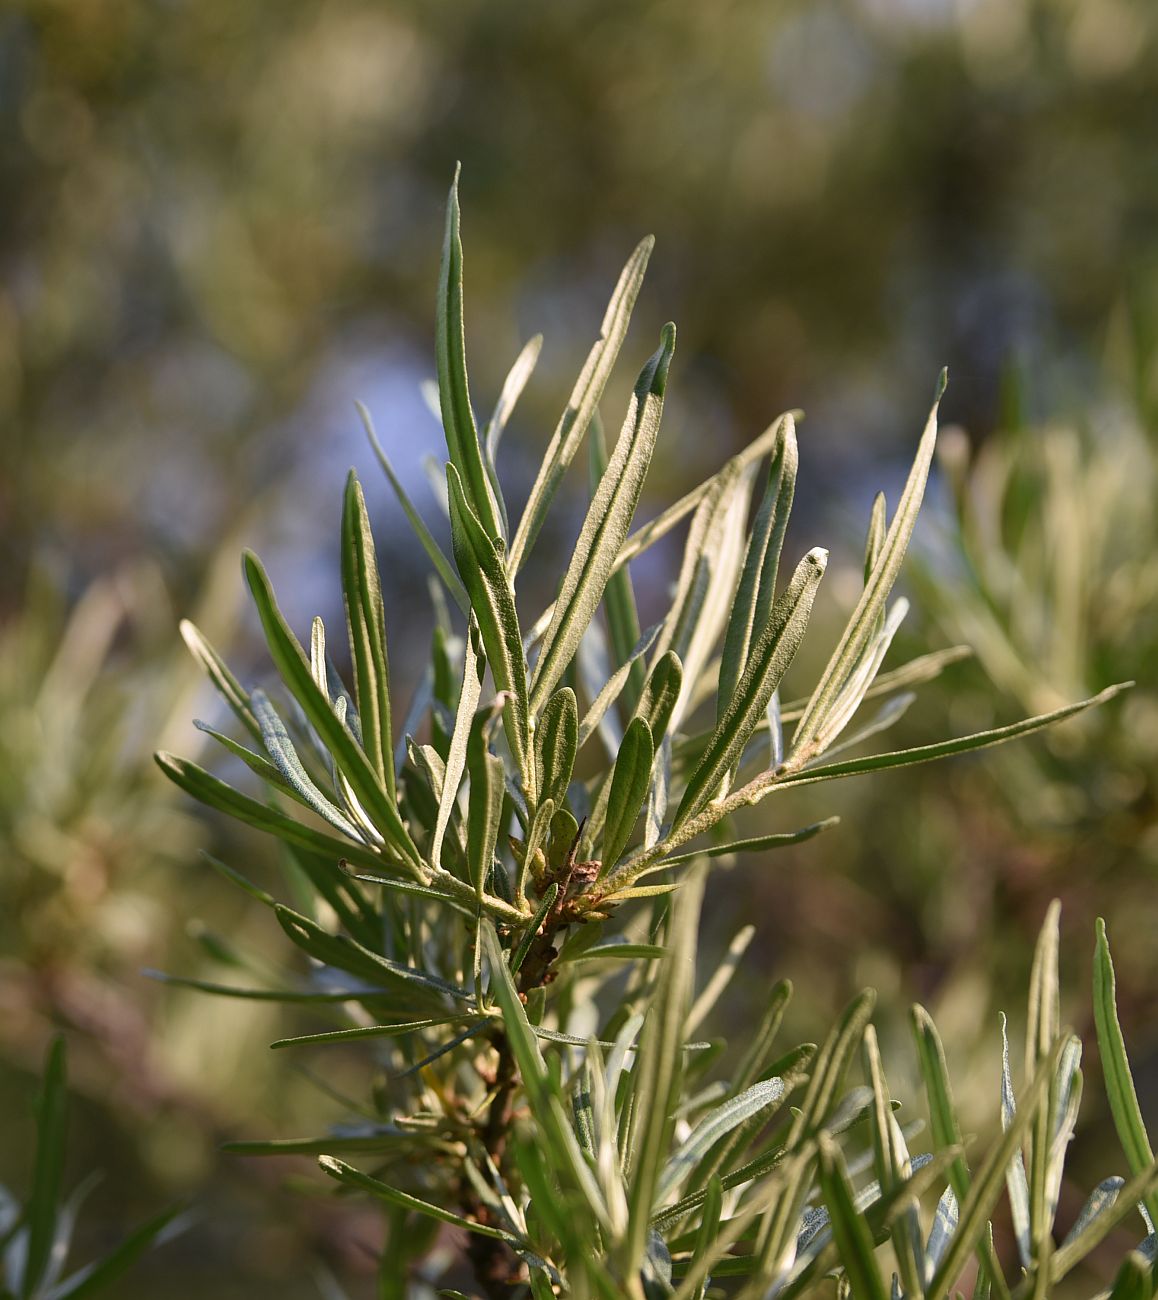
(157, 176, 1153, 1299)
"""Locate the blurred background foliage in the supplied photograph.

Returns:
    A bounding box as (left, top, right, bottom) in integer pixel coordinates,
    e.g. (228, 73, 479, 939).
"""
(0, 0, 1155, 1294)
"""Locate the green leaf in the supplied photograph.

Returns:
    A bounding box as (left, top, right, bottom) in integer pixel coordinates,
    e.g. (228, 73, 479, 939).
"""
(717, 413, 798, 723)
(319, 1155, 521, 1244)
(686, 1176, 723, 1300)
(436, 167, 503, 543)
(509, 236, 654, 574)
(22, 1036, 68, 1300)
(430, 620, 483, 872)
(466, 705, 507, 899)
(788, 988, 876, 1145)
(274, 905, 473, 1003)
(535, 687, 578, 811)
(635, 650, 683, 745)
(485, 333, 542, 465)
(143, 971, 403, 1003)
(46, 1205, 183, 1300)
(192, 719, 296, 798)
(563, 942, 666, 964)
(772, 684, 1132, 791)
(446, 463, 532, 788)
(1050, 1160, 1158, 1284)
(270, 1016, 473, 1050)
(529, 325, 676, 717)
(816, 1133, 890, 1300)
(863, 491, 887, 583)
(250, 690, 361, 839)
(242, 551, 424, 874)
(909, 1003, 1009, 1300)
(792, 372, 946, 756)
(179, 618, 262, 745)
(675, 548, 827, 828)
(602, 717, 655, 869)
(1000, 1013, 1031, 1271)
(615, 413, 791, 576)
(578, 622, 663, 750)
(649, 453, 755, 734)
(357, 401, 470, 616)
(1093, 917, 1158, 1229)
(652, 817, 839, 871)
(154, 752, 386, 874)
(590, 411, 646, 715)
(657, 1078, 787, 1204)
(1025, 901, 1062, 1270)
(341, 470, 394, 792)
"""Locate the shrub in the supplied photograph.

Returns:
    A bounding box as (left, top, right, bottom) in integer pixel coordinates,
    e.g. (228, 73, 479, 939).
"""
(157, 175, 1149, 1298)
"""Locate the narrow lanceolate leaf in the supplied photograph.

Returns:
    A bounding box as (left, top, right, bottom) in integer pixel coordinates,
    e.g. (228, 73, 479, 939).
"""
(431, 620, 483, 873)
(22, 1037, 68, 1300)
(510, 236, 654, 574)
(792, 372, 946, 757)
(486, 333, 542, 464)
(319, 1156, 521, 1245)
(687, 1177, 724, 1300)
(591, 412, 646, 714)
(771, 684, 1132, 790)
(357, 402, 470, 615)
(529, 325, 676, 716)
(657, 1078, 787, 1203)
(675, 548, 827, 828)
(717, 414, 798, 723)
(155, 753, 387, 874)
(535, 687, 578, 811)
(789, 988, 876, 1145)
(910, 1000, 1011, 1300)
(1026, 901, 1061, 1081)
(436, 168, 503, 542)
(602, 717, 655, 869)
(1094, 917, 1158, 1229)
(466, 707, 507, 899)
(864, 491, 887, 583)
(653, 817, 839, 870)
(179, 619, 262, 744)
(242, 552, 424, 875)
(250, 690, 361, 839)
(578, 622, 663, 748)
(817, 1134, 891, 1300)
(445, 464, 532, 788)
(341, 471, 394, 792)
(1001, 1014, 1032, 1271)
(651, 453, 755, 731)
(1025, 902, 1061, 1270)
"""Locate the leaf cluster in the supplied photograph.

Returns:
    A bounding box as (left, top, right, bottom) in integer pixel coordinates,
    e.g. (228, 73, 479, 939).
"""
(158, 175, 1134, 1297)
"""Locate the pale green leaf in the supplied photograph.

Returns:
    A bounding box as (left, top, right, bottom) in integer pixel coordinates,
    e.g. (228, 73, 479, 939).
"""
(436, 167, 503, 542)
(675, 548, 827, 828)
(510, 236, 654, 574)
(529, 325, 676, 716)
